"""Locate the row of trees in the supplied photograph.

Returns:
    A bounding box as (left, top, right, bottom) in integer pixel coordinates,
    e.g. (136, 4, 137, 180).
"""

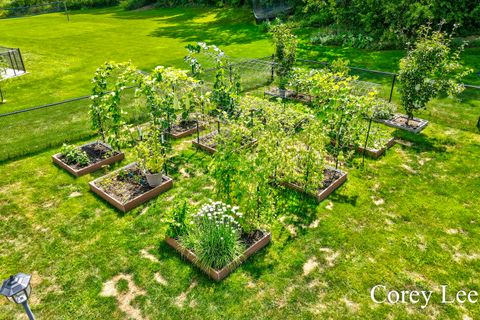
(272, 22, 471, 125)
(302, 0, 479, 45)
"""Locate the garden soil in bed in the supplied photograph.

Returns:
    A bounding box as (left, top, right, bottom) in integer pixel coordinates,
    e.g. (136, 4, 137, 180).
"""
(167, 120, 204, 139)
(89, 162, 173, 212)
(192, 131, 257, 154)
(357, 137, 396, 159)
(52, 141, 124, 177)
(282, 167, 347, 202)
(375, 114, 429, 133)
(166, 230, 271, 281)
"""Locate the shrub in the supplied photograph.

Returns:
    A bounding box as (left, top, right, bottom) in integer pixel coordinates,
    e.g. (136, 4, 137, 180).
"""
(60, 144, 90, 167)
(165, 202, 189, 238)
(180, 201, 244, 269)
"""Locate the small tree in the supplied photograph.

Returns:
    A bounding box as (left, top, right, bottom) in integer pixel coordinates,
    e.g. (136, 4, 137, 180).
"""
(398, 23, 472, 124)
(185, 42, 240, 116)
(270, 22, 298, 93)
(90, 62, 136, 151)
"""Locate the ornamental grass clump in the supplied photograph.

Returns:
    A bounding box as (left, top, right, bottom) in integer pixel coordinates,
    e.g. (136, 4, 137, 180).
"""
(180, 201, 245, 270)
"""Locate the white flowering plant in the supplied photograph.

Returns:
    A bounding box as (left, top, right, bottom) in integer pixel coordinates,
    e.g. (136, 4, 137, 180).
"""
(179, 200, 245, 270)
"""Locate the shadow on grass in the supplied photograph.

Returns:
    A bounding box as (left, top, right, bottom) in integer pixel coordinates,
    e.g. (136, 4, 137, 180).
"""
(393, 130, 450, 153)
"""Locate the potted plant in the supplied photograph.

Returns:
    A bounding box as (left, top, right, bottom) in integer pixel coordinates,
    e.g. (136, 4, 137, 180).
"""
(394, 23, 472, 133)
(134, 132, 167, 187)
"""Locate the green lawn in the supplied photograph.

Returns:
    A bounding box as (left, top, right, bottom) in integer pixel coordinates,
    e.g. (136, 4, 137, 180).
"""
(1, 104, 479, 319)
(0, 6, 272, 112)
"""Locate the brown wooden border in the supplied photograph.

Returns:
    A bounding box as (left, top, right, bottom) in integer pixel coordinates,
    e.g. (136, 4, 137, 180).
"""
(282, 167, 347, 202)
(374, 114, 429, 133)
(52, 141, 124, 177)
(166, 231, 271, 281)
(357, 137, 396, 159)
(89, 162, 173, 212)
(167, 124, 205, 139)
(192, 133, 258, 155)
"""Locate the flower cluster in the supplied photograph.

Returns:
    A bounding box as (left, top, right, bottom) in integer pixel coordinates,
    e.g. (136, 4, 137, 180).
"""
(191, 200, 243, 231)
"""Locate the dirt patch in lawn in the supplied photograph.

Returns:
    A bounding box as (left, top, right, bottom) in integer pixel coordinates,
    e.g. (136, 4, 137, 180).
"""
(303, 257, 319, 276)
(140, 246, 159, 263)
(174, 280, 197, 308)
(101, 274, 147, 320)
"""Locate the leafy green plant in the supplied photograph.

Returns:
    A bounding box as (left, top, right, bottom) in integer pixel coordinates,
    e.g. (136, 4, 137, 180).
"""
(165, 201, 189, 238)
(180, 201, 244, 269)
(60, 144, 90, 167)
(270, 22, 297, 91)
(90, 62, 136, 151)
(185, 42, 240, 116)
(134, 129, 167, 174)
(398, 24, 472, 124)
(136, 66, 200, 132)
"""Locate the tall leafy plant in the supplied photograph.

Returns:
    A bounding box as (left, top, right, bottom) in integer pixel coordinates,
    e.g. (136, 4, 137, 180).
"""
(185, 42, 240, 116)
(270, 22, 298, 92)
(90, 62, 136, 151)
(136, 66, 201, 132)
(398, 23, 472, 124)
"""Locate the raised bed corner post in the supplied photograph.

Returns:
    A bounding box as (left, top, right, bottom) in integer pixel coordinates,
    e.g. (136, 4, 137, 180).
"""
(196, 120, 200, 143)
(362, 118, 373, 167)
(63, 2, 70, 22)
(389, 74, 397, 103)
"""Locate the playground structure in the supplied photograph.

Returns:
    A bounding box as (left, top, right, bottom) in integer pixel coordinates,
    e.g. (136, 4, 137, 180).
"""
(0, 47, 26, 80)
(252, 0, 293, 22)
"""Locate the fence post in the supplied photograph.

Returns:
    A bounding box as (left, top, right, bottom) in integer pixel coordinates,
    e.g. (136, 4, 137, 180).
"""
(270, 54, 275, 82)
(64, 1, 70, 22)
(389, 74, 397, 103)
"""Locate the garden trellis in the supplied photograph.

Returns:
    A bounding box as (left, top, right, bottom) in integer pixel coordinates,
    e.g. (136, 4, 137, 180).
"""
(1, 57, 479, 162)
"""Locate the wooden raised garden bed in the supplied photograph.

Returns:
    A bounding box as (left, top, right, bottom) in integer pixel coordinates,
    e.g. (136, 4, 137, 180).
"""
(166, 230, 271, 281)
(281, 167, 347, 202)
(374, 114, 429, 133)
(52, 141, 124, 177)
(357, 137, 396, 159)
(192, 131, 258, 154)
(167, 120, 205, 139)
(89, 162, 173, 212)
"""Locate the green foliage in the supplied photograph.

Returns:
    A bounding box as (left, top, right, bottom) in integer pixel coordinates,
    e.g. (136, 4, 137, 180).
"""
(180, 201, 244, 270)
(90, 62, 136, 151)
(302, 0, 480, 46)
(134, 131, 167, 174)
(136, 66, 201, 130)
(185, 42, 240, 116)
(398, 24, 472, 122)
(270, 21, 297, 90)
(165, 201, 189, 238)
(60, 143, 90, 167)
